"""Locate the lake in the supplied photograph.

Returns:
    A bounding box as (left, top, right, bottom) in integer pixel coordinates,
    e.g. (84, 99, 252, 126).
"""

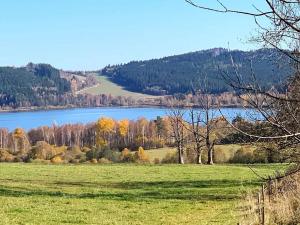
(0, 107, 257, 131)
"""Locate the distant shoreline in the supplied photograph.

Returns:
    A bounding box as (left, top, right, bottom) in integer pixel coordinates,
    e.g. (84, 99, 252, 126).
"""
(0, 103, 247, 113)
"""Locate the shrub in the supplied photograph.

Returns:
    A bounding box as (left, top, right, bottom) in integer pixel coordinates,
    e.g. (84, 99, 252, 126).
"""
(13, 157, 24, 163)
(213, 145, 240, 163)
(63, 146, 85, 163)
(153, 158, 160, 164)
(186, 146, 197, 163)
(69, 159, 80, 164)
(81, 147, 91, 153)
(98, 158, 112, 164)
(86, 148, 102, 161)
(100, 148, 120, 162)
(161, 152, 178, 164)
(135, 147, 149, 163)
(230, 146, 255, 164)
(120, 148, 136, 163)
(90, 158, 98, 164)
(30, 141, 56, 160)
(253, 144, 284, 163)
(51, 155, 63, 164)
(0, 149, 15, 162)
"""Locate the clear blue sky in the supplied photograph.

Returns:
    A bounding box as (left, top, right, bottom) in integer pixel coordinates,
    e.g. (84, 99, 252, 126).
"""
(0, 0, 267, 70)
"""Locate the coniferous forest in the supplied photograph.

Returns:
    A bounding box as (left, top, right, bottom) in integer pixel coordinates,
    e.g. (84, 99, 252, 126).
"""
(102, 48, 292, 95)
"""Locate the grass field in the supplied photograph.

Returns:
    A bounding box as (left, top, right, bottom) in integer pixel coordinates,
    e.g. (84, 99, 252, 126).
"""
(0, 163, 288, 225)
(77, 75, 157, 99)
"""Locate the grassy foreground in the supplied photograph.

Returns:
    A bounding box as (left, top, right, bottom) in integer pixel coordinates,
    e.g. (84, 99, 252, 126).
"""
(0, 164, 286, 225)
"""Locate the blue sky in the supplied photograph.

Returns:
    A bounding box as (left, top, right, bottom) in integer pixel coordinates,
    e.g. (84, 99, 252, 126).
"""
(0, 0, 267, 70)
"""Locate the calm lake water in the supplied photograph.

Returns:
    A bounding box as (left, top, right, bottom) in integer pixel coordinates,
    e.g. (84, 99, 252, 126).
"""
(0, 107, 257, 131)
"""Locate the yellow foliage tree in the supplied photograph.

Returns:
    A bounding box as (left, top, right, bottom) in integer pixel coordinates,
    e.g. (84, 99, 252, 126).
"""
(118, 119, 129, 137)
(96, 117, 115, 148)
(135, 146, 149, 162)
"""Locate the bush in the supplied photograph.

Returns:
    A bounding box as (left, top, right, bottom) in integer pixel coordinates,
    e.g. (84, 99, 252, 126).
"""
(0, 149, 15, 162)
(135, 147, 149, 163)
(86, 148, 102, 161)
(253, 144, 284, 163)
(13, 157, 24, 163)
(51, 155, 63, 164)
(90, 158, 98, 164)
(153, 158, 160, 164)
(230, 146, 255, 164)
(120, 148, 136, 163)
(69, 159, 80, 164)
(81, 147, 91, 153)
(98, 158, 112, 164)
(213, 146, 240, 163)
(161, 152, 178, 164)
(100, 148, 120, 162)
(62, 146, 84, 163)
(30, 141, 56, 160)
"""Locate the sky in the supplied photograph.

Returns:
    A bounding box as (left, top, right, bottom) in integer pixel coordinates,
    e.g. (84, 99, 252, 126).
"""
(0, 0, 267, 70)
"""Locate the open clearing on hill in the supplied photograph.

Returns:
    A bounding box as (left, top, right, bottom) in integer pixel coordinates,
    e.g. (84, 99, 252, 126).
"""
(0, 163, 287, 225)
(77, 74, 158, 99)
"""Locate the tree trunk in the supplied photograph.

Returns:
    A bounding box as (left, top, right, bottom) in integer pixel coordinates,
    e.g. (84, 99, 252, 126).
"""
(207, 146, 214, 165)
(178, 144, 184, 164)
(197, 152, 202, 164)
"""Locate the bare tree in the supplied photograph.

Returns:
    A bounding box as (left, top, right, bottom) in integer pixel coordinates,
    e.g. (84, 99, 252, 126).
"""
(185, 0, 300, 160)
(186, 108, 205, 164)
(168, 108, 186, 164)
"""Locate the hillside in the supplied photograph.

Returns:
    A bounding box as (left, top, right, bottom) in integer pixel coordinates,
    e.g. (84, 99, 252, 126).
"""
(102, 48, 292, 95)
(0, 63, 70, 108)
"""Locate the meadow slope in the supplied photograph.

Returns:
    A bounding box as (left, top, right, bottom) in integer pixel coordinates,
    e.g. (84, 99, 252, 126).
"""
(77, 75, 157, 99)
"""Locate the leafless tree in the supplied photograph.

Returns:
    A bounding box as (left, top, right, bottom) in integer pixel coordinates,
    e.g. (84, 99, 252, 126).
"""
(168, 108, 187, 164)
(185, 0, 300, 162)
(186, 108, 205, 164)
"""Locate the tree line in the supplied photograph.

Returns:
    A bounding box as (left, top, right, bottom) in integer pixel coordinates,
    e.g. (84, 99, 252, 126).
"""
(0, 107, 286, 165)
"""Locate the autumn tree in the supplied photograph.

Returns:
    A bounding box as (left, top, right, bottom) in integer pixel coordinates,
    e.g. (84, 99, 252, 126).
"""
(0, 128, 9, 149)
(96, 117, 115, 149)
(118, 119, 129, 145)
(135, 118, 149, 147)
(10, 128, 30, 155)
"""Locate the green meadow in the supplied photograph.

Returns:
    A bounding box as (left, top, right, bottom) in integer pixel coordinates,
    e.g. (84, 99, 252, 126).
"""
(77, 75, 156, 98)
(0, 163, 287, 225)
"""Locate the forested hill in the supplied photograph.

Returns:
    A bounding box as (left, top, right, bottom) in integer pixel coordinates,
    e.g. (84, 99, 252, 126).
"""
(102, 48, 292, 95)
(0, 63, 70, 107)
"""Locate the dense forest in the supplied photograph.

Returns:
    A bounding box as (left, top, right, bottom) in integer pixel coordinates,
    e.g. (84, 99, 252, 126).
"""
(0, 63, 70, 107)
(102, 48, 292, 95)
